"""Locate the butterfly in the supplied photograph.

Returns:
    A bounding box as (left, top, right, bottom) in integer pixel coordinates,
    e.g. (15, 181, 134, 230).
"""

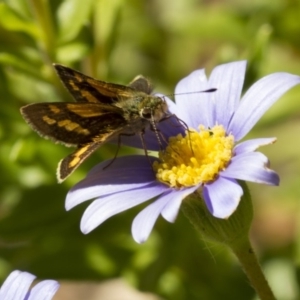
(20, 64, 169, 182)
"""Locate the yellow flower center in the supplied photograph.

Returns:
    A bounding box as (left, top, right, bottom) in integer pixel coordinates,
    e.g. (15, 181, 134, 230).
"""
(153, 125, 234, 188)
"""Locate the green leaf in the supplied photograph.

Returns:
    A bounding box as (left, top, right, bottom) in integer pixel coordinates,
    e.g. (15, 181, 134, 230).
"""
(0, 53, 42, 78)
(93, 0, 124, 45)
(56, 42, 90, 63)
(57, 0, 94, 43)
(0, 3, 40, 38)
(5, 0, 32, 19)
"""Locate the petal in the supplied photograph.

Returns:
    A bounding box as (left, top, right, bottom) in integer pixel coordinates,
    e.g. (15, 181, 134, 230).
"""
(161, 186, 198, 222)
(222, 152, 280, 185)
(152, 114, 186, 146)
(30, 280, 59, 300)
(131, 187, 197, 243)
(131, 190, 174, 243)
(114, 114, 185, 151)
(160, 94, 179, 115)
(234, 138, 277, 155)
(203, 177, 243, 218)
(66, 155, 157, 210)
(0, 270, 35, 300)
(80, 182, 169, 234)
(174, 69, 213, 128)
(209, 61, 247, 128)
(229, 72, 300, 141)
(86, 155, 156, 178)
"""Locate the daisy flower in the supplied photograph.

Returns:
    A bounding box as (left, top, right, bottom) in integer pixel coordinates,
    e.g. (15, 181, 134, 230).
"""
(0, 270, 59, 300)
(66, 61, 300, 243)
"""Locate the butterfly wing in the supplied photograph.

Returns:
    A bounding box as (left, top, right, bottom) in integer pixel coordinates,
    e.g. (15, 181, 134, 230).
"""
(21, 102, 128, 181)
(128, 75, 153, 94)
(53, 64, 145, 104)
(20, 102, 127, 146)
(57, 134, 116, 182)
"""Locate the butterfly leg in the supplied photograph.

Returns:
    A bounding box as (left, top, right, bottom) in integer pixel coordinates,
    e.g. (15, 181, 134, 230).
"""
(160, 114, 195, 155)
(102, 132, 137, 170)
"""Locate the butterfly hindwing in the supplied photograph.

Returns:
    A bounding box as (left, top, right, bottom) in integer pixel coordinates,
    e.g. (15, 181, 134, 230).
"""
(57, 140, 110, 182)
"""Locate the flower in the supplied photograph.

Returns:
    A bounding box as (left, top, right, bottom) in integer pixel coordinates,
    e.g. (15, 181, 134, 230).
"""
(0, 270, 59, 300)
(66, 61, 300, 243)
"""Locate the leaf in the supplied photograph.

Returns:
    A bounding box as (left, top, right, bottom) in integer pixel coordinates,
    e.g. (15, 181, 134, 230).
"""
(56, 42, 90, 63)
(0, 3, 40, 38)
(93, 0, 124, 46)
(0, 53, 42, 79)
(57, 0, 94, 43)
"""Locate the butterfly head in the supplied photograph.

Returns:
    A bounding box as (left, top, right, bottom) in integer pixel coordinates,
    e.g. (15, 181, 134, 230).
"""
(139, 95, 168, 123)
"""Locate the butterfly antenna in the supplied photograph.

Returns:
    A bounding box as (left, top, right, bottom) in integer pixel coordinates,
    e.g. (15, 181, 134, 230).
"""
(165, 87, 217, 99)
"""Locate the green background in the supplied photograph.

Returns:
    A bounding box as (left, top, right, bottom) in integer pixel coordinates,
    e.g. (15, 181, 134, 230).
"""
(0, 0, 300, 299)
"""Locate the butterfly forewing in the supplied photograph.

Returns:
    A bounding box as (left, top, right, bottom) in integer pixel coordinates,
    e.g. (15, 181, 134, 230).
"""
(54, 64, 146, 103)
(20, 102, 126, 146)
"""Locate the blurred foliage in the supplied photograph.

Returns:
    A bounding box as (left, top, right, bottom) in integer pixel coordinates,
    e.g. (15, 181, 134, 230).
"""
(0, 0, 300, 299)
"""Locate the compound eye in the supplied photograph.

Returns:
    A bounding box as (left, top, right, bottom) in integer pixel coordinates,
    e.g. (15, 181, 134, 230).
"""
(141, 108, 152, 119)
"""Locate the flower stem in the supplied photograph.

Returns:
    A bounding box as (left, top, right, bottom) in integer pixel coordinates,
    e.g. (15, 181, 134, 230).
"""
(230, 236, 276, 300)
(182, 182, 277, 300)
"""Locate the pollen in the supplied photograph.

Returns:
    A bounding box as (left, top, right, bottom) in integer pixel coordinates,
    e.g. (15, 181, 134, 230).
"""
(153, 125, 234, 188)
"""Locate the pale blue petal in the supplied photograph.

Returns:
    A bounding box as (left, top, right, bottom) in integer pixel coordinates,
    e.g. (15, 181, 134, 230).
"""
(0, 270, 35, 300)
(209, 61, 247, 128)
(174, 69, 213, 128)
(222, 152, 279, 185)
(80, 183, 168, 233)
(86, 155, 156, 178)
(66, 156, 156, 210)
(66, 182, 154, 210)
(203, 177, 243, 218)
(161, 186, 198, 222)
(234, 138, 276, 155)
(30, 280, 59, 300)
(131, 191, 174, 243)
(131, 187, 197, 243)
(229, 73, 300, 141)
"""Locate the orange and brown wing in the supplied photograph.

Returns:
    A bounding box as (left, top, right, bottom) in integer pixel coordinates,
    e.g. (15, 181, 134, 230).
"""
(57, 132, 116, 182)
(20, 102, 126, 146)
(53, 64, 142, 104)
